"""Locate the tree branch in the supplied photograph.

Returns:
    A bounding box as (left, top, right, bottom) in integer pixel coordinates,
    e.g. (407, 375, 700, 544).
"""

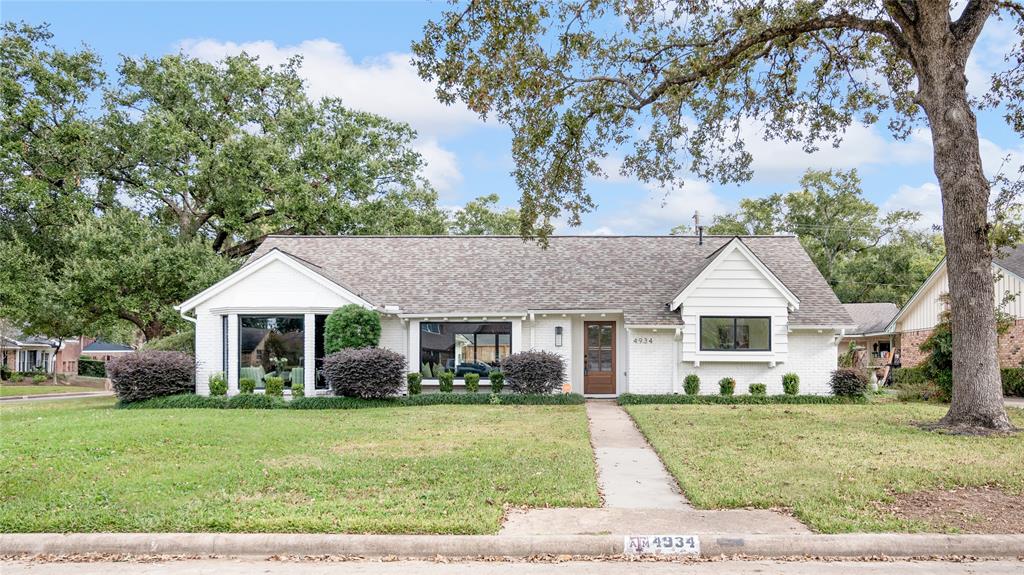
(953, 0, 995, 54)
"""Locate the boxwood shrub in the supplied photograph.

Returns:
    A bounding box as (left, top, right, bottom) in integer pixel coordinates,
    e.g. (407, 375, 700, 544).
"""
(265, 376, 284, 397)
(782, 373, 800, 396)
(323, 347, 405, 399)
(438, 371, 454, 393)
(683, 374, 700, 395)
(464, 372, 480, 393)
(324, 304, 381, 353)
(618, 393, 868, 405)
(208, 372, 227, 396)
(718, 377, 736, 396)
(407, 372, 423, 395)
(239, 377, 256, 394)
(107, 351, 195, 403)
(830, 368, 868, 397)
(488, 370, 504, 393)
(501, 350, 565, 394)
(749, 383, 767, 396)
(291, 380, 305, 398)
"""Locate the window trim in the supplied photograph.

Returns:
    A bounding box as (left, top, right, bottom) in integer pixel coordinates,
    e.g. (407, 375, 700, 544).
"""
(698, 316, 772, 352)
(419, 321, 513, 380)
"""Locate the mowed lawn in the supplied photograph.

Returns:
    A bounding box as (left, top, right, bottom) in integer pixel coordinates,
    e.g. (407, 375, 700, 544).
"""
(626, 403, 1024, 533)
(0, 385, 97, 397)
(0, 397, 599, 534)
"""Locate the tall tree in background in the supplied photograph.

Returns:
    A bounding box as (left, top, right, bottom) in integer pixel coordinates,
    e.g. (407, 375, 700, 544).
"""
(450, 193, 522, 234)
(706, 169, 942, 304)
(414, 0, 1023, 431)
(101, 52, 446, 257)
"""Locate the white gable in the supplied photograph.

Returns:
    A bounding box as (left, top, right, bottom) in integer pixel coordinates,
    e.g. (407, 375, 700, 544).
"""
(671, 238, 799, 311)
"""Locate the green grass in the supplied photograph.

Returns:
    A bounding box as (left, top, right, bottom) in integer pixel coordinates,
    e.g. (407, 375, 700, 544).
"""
(625, 403, 1024, 533)
(0, 385, 97, 397)
(0, 397, 599, 534)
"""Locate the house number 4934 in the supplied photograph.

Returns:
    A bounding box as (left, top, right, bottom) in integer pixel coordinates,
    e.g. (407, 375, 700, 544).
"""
(632, 337, 655, 344)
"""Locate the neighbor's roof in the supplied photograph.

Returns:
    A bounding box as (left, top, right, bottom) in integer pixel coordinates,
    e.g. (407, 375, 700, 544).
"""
(246, 235, 853, 327)
(82, 340, 133, 353)
(842, 303, 899, 335)
(996, 244, 1024, 279)
(0, 326, 56, 348)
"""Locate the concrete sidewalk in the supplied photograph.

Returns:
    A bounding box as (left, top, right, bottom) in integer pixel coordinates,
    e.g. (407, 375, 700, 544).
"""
(0, 391, 113, 403)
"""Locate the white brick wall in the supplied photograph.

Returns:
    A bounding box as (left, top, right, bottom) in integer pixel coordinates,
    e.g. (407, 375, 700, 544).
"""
(625, 329, 676, 394)
(523, 316, 574, 389)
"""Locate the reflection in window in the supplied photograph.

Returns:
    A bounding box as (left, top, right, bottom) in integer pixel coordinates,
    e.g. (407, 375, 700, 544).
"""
(699, 317, 770, 351)
(239, 316, 304, 389)
(420, 322, 511, 378)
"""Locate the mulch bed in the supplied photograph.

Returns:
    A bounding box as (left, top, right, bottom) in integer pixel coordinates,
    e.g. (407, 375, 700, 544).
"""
(879, 486, 1024, 534)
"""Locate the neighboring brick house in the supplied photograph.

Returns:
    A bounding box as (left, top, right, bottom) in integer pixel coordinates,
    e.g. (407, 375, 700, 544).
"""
(0, 326, 82, 375)
(838, 303, 899, 369)
(888, 244, 1024, 368)
(176, 235, 855, 397)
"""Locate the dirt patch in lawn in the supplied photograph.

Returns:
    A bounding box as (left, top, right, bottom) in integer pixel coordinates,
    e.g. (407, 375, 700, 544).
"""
(878, 486, 1024, 533)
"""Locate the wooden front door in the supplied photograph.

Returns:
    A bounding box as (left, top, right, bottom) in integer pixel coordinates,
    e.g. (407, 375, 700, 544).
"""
(584, 321, 616, 394)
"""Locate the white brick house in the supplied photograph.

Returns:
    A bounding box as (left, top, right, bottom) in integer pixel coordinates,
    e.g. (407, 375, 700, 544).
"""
(176, 235, 854, 396)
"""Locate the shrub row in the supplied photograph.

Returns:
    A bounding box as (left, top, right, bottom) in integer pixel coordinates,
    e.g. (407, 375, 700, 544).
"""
(77, 357, 107, 378)
(618, 393, 868, 405)
(120, 392, 586, 410)
(681, 373, 801, 396)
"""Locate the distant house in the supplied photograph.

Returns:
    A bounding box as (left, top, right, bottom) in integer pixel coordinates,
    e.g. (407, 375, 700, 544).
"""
(0, 327, 84, 375)
(837, 303, 900, 379)
(887, 244, 1024, 367)
(81, 339, 135, 362)
(176, 235, 855, 397)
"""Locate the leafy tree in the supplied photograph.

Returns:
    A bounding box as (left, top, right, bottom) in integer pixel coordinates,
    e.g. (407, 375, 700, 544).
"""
(414, 0, 1024, 429)
(704, 169, 942, 304)
(324, 304, 382, 353)
(450, 193, 521, 235)
(100, 52, 444, 257)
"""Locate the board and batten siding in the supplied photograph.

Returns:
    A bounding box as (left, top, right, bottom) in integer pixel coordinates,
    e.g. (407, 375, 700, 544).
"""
(897, 263, 1024, 333)
(678, 248, 790, 364)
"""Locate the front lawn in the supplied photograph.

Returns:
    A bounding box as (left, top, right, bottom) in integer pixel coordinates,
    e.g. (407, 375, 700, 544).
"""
(0, 397, 598, 534)
(0, 385, 97, 397)
(626, 403, 1024, 533)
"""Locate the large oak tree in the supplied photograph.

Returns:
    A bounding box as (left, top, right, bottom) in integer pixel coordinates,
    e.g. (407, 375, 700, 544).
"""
(414, 0, 1024, 430)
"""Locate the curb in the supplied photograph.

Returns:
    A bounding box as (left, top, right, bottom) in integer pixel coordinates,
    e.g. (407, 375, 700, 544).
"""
(3, 533, 1023, 558)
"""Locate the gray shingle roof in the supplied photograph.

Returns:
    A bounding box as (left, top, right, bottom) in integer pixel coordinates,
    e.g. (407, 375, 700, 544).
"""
(248, 235, 853, 327)
(842, 303, 899, 335)
(82, 340, 134, 353)
(996, 244, 1024, 279)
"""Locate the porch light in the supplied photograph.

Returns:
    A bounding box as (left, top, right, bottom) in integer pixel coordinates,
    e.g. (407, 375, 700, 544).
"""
(555, 326, 563, 347)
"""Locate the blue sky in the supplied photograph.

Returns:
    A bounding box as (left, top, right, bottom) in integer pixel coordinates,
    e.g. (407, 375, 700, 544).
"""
(5, 1, 1021, 234)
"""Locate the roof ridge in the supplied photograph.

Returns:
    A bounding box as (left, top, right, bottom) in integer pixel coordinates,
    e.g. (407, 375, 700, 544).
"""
(263, 234, 799, 239)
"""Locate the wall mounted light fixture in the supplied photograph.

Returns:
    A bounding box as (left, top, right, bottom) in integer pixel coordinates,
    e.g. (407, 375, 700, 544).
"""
(555, 326, 563, 347)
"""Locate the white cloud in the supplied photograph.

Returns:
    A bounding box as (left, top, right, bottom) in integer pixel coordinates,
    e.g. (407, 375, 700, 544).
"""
(884, 182, 943, 229)
(579, 180, 730, 235)
(413, 138, 462, 195)
(177, 38, 480, 194)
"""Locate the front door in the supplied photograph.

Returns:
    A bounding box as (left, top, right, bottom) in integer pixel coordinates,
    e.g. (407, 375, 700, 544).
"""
(584, 321, 616, 394)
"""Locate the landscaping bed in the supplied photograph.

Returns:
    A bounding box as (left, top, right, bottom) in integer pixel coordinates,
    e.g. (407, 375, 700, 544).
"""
(618, 393, 867, 405)
(0, 397, 599, 534)
(625, 403, 1024, 533)
(119, 392, 585, 410)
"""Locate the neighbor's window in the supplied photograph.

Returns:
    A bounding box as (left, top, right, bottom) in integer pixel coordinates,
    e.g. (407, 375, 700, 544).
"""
(420, 322, 511, 378)
(239, 315, 304, 389)
(699, 317, 771, 351)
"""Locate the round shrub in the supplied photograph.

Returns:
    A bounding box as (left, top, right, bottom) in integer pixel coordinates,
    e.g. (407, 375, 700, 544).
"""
(438, 370, 454, 393)
(782, 373, 800, 395)
(488, 370, 505, 393)
(324, 304, 382, 353)
(208, 372, 227, 396)
(108, 351, 195, 403)
(265, 376, 284, 397)
(323, 347, 405, 399)
(291, 380, 305, 398)
(501, 351, 565, 394)
(830, 368, 868, 397)
(718, 377, 736, 396)
(407, 372, 423, 395)
(464, 372, 480, 393)
(683, 374, 700, 395)
(749, 383, 767, 396)
(239, 377, 256, 394)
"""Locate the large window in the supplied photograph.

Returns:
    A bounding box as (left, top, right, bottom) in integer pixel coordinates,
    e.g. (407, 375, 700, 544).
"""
(420, 322, 511, 378)
(239, 316, 304, 389)
(699, 317, 771, 351)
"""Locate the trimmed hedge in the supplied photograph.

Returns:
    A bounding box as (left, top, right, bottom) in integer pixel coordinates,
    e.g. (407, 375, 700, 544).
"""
(749, 383, 767, 396)
(108, 351, 195, 403)
(830, 368, 868, 397)
(464, 372, 480, 393)
(1001, 368, 1024, 397)
(407, 372, 423, 395)
(618, 393, 869, 405)
(782, 373, 800, 396)
(122, 392, 586, 410)
(718, 377, 736, 396)
(78, 357, 107, 378)
(501, 350, 565, 394)
(488, 370, 504, 393)
(683, 374, 700, 395)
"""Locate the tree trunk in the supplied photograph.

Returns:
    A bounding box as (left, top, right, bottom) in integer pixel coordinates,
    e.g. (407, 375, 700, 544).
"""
(918, 40, 1013, 431)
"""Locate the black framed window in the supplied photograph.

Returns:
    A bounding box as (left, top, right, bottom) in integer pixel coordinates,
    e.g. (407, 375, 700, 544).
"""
(699, 317, 771, 351)
(239, 315, 304, 389)
(420, 322, 511, 379)
(314, 314, 328, 389)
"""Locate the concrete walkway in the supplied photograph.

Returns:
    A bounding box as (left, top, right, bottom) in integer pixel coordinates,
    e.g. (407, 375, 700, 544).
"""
(501, 400, 809, 535)
(0, 391, 113, 404)
(587, 400, 690, 509)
